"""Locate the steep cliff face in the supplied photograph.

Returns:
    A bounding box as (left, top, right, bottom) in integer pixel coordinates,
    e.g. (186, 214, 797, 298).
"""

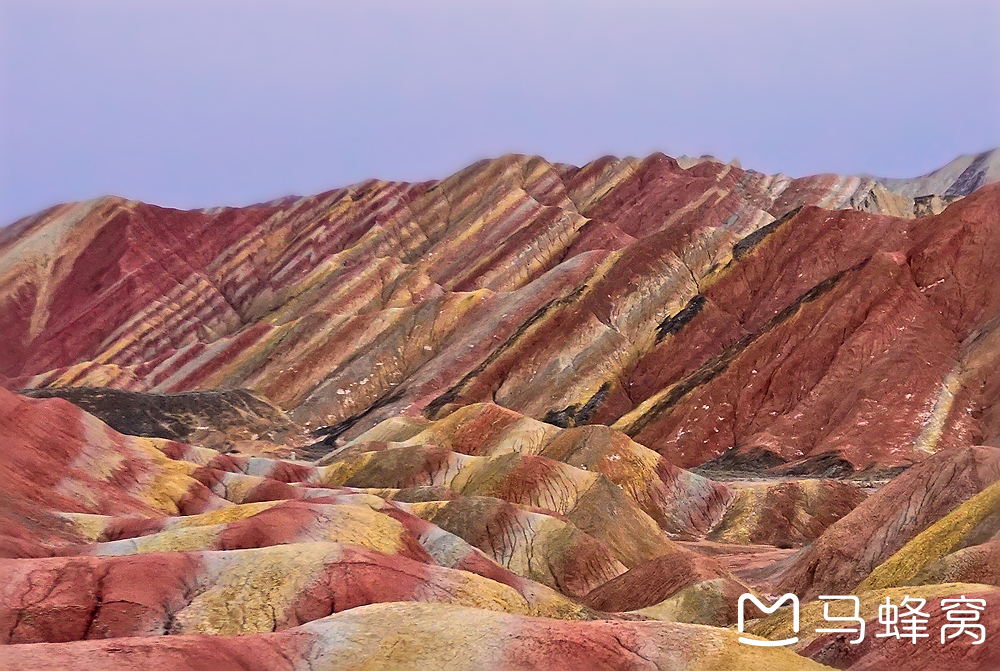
(2, 151, 1000, 670)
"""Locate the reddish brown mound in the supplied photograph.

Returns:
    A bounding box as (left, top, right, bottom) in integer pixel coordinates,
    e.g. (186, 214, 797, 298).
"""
(678, 540, 799, 588)
(1, 384, 779, 628)
(0, 387, 228, 553)
(708, 479, 867, 548)
(340, 403, 736, 538)
(0, 553, 203, 643)
(581, 546, 746, 615)
(0, 544, 570, 643)
(398, 494, 627, 598)
(772, 446, 1000, 599)
(538, 423, 734, 537)
(0, 390, 604, 638)
(322, 443, 681, 570)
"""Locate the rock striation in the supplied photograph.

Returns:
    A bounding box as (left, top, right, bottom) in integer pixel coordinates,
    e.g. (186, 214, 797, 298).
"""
(5, 152, 1000, 476)
(2, 149, 1000, 669)
(877, 149, 1000, 199)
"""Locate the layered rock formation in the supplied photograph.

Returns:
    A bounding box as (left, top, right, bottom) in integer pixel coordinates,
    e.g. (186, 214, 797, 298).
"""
(6, 152, 1000, 475)
(2, 149, 1000, 669)
(877, 149, 1000, 199)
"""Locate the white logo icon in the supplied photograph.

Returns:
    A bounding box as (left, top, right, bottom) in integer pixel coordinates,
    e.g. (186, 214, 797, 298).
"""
(738, 593, 800, 647)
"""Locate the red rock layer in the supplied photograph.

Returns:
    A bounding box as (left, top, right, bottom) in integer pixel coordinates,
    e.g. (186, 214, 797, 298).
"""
(771, 446, 1000, 599)
(7, 153, 982, 473)
(581, 548, 747, 614)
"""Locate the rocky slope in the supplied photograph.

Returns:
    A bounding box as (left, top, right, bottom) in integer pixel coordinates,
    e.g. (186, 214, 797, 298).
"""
(2, 150, 1000, 669)
(877, 149, 1000, 199)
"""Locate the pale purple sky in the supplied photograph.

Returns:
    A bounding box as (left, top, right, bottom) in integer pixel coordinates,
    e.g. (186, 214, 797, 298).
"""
(1, 0, 998, 225)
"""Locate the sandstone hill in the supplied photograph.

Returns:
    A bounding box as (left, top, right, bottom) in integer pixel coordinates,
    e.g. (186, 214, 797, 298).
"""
(2, 151, 999, 670)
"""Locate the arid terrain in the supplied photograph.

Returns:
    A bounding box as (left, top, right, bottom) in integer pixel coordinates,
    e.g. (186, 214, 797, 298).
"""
(1, 149, 999, 670)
